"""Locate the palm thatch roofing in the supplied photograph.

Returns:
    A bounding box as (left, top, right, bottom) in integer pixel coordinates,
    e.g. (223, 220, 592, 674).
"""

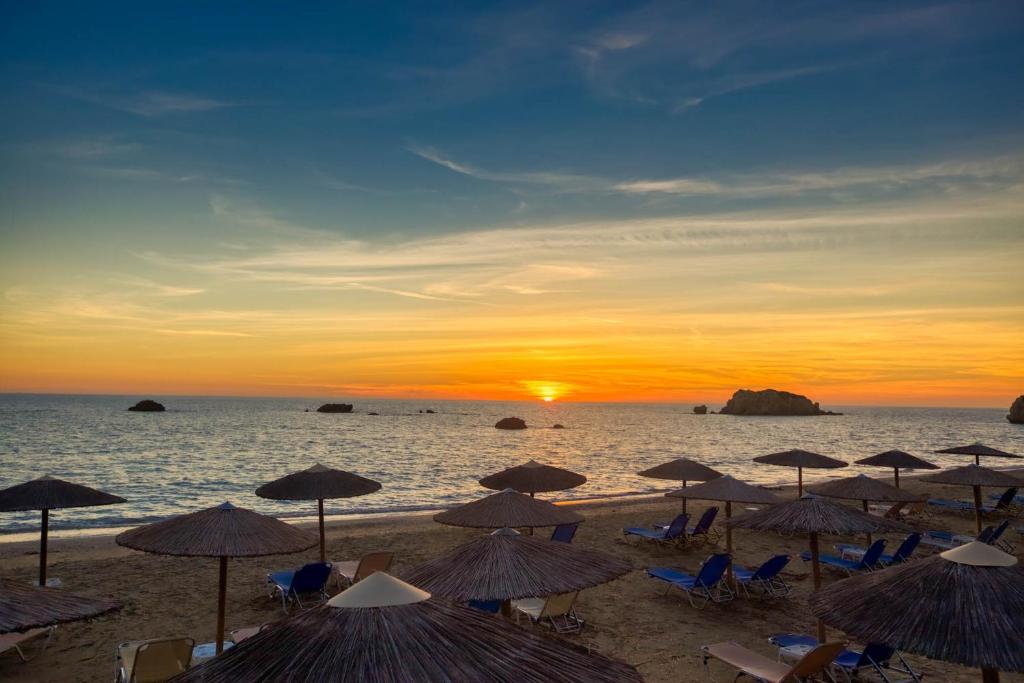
(401, 528, 631, 601)
(478, 459, 586, 494)
(809, 542, 1024, 673)
(806, 474, 920, 503)
(855, 450, 938, 470)
(665, 475, 780, 505)
(922, 464, 1024, 488)
(936, 443, 1021, 459)
(255, 463, 381, 501)
(753, 449, 849, 469)
(0, 476, 125, 512)
(728, 497, 913, 535)
(0, 579, 120, 633)
(433, 489, 584, 529)
(116, 502, 317, 557)
(172, 572, 643, 682)
(637, 457, 722, 482)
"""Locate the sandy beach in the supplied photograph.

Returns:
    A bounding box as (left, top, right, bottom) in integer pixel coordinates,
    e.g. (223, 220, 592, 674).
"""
(1, 472, 1021, 683)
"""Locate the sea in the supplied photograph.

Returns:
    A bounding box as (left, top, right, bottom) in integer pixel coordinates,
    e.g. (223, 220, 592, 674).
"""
(1, 394, 1021, 540)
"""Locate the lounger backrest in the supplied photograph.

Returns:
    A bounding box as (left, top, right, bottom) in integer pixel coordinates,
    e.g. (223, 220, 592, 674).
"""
(665, 513, 690, 540)
(995, 487, 1018, 509)
(883, 501, 907, 519)
(291, 562, 333, 593)
(355, 551, 394, 581)
(856, 642, 894, 668)
(786, 641, 846, 679)
(129, 637, 195, 683)
(468, 599, 502, 613)
(893, 533, 921, 562)
(695, 553, 730, 587)
(977, 526, 995, 544)
(550, 523, 579, 543)
(861, 539, 887, 567)
(752, 554, 790, 581)
(539, 591, 578, 618)
(989, 520, 1009, 543)
(692, 506, 718, 535)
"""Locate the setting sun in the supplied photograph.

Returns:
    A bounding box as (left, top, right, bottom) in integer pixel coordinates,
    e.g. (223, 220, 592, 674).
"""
(521, 381, 569, 403)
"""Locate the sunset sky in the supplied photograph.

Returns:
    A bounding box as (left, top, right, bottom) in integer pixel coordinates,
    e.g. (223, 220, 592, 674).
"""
(1, 2, 1022, 406)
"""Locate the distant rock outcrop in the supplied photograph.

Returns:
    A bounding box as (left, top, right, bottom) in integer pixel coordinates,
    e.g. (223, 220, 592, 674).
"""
(693, 405, 708, 415)
(718, 389, 840, 416)
(552, 423, 565, 429)
(317, 403, 354, 413)
(425, 409, 435, 414)
(495, 417, 527, 430)
(128, 399, 165, 412)
(1009, 396, 1024, 424)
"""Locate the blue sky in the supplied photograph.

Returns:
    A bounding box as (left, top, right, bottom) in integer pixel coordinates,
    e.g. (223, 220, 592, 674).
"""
(1, 2, 1023, 404)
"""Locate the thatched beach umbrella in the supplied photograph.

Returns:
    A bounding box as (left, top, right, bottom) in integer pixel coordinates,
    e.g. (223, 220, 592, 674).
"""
(0, 475, 125, 586)
(809, 542, 1024, 683)
(402, 528, 631, 615)
(666, 475, 780, 582)
(173, 572, 643, 682)
(434, 488, 583, 530)
(117, 502, 316, 654)
(936, 442, 1021, 467)
(479, 459, 586, 497)
(807, 474, 920, 543)
(638, 457, 723, 513)
(923, 464, 1024, 534)
(855, 450, 938, 488)
(0, 579, 120, 633)
(752, 449, 848, 497)
(729, 497, 912, 641)
(256, 463, 381, 562)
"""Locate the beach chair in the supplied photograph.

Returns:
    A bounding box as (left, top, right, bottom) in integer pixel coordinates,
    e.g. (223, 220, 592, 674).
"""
(114, 636, 194, 683)
(988, 487, 1020, 511)
(685, 506, 720, 545)
(512, 591, 583, 634)
(550, 522, 579, 543)
(623, 513, 689, 544)
(769, 633, 923, 682)
(334, 551, 393, 589)
(987, 520, 1015, 553)
(733, 554, 792, 598)
(267, 561, 333, 612)
(701, 640, 846, 683)
(928, 497, 1000, 515)
(228, 624, 269, 644)
(468, 599, 502, 613)
(646, 553, 734, 608)
(836, 533, 921, 567)
(801, 539, 886, 574)
(0, 627, 54, 663)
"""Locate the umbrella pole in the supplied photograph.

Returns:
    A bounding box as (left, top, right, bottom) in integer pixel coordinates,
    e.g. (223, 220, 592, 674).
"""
(216, 557, 227, 655)
(39, 509, 49, 587)
(973, 485, 983, 534)
(809, 532, 825, 642)
(862, 500, 872, 544)
(725, 501, 733, 588)
(798, 468, 803, 497)
(501, 599, 511, 618)
(681, 480, 687, 513)
(318, 498, 326, 562)
(893, 468, 900, 489)
(982, 668, 999, 683)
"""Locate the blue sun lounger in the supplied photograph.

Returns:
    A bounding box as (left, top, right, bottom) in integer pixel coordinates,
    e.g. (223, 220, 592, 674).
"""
(266, 562, 333, 612)
(550, 522, 579, 543)
(927, 498, 998, 514)
(624, 513, 688, 544)
(835, 533, 921, 567)
(646, 553, 734, 608)
(733, 554, 792, 598)
(800, 538, 886, 574)
(769, 633, 922, 682)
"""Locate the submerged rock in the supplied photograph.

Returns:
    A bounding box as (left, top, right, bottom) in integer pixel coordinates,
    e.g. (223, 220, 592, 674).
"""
(128, 400, 165, 412)
(495, 417, 527, 430)
(693, 405, 708, 415)
(425, 409, 435, 414)
(317, 403, 354, 414)
(718, 389, 840, 416)
(1009, 396, 1024, 424)
(552, 424, 565, 429)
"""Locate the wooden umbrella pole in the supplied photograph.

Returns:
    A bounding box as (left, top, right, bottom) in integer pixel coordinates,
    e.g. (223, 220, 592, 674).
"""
(501, 599, 511, 618)
(318, 498, 326, 562)
(681, 480, 687, 513)
(973, 486, 983, 534)
(216, 557, 228, 654)
(39, 509, 49, 587)
(893, 468, 900, 489)
(797, 468, 803, 497)
(809, 532, 825, 642)
(982, 668, 999, 683)
(724, 501, 733, 587)
(862, 499, 872, 544)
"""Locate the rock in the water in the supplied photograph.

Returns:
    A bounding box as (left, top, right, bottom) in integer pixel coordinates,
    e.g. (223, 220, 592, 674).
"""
(368, 412, 379, 416)
(1009, 396, 1024, 424)
(495, 417, 527, 430)
(317, 403, 354, 413)
(693, 405, 708, 415)
(552, 423, 565, 429)
(128, 399, 165, 412)
(425, 409, 435, 414)
(718, 389, 840, 416)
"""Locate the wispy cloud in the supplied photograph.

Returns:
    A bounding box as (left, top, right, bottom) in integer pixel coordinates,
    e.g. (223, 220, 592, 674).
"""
(408, 144, 604, 192)
(671, 64, 841, 113)
(52, 85, 237, 117)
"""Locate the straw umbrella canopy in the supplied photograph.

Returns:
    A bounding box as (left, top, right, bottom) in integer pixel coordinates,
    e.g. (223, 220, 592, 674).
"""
(936, 443, 1022, 466)
(922, 464, 1024, 534)
(434, 488, 583, 530)
(117, 502, 316, 654)
(479, 459, 586, 498)
(402, 528, 631, 615)
(256, 463, 382, 562)
(638, 457, 723, 513)
(807, 474, 920, 543)
(173, 572, 643, 682)
(729, 497, 912, 641)
(666, 475, 780, 582)
(855, 450, 938, 488)
(809, 542, 1024, 683)
(0, 579, 120, 633)
(0, 475, 125, 586)
(752, 450, 849, 497)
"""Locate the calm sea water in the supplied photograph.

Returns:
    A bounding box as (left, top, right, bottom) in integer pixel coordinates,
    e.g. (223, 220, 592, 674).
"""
(1, 394, 1021, 537)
